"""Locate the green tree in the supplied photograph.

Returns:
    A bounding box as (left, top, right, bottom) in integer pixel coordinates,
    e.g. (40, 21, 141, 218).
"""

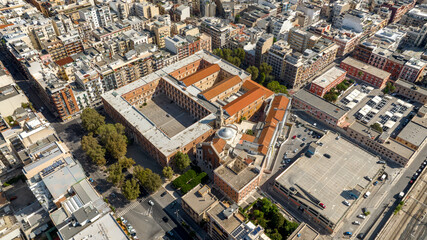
(233, 48, 245, 61)
(122, 178, 140, 200)
(174, 151, 190, 172)
(267, 81, 288, 94)
(233, 57, 241, 67)
(269, 229, 282, 240)
(213, 48, 224, 58)
(258, 72, 266, 85)
(273, 37, 277, 43)
(107, 163, 124, 187)
(144, 172, 162, 192)
(81, 108, 105, 133)
(270, 211, 285, 229)
(119, 157, 135, 169)
(134, 166, 150, 184)
(223, 49, 233, 59)
(98, 124, 128, 159)
(234, 14, 240, 23)
(383, 82, 396, 94)
(370, 123, 383, 133)
(162, 166, 174, 180)
(259, 62, 273, 76)
(81, 133, 106, 166)
(246, 66, 259, 81)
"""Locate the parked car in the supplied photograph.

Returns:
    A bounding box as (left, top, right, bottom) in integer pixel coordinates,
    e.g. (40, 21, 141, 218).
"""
(319, 203, 326, 209)
(162, 216, 169, 222)
(297, 134, 302, 138)
(353, 221, 360, 225)
(292, 135, 297, 139)
(293, 148, 298, 153)
(167, 231, 174, 237)
(344, 232, 353, 236)
(357, 214, 366, 219)
(300, 143, 305, 147)
(343, 200, 350, 206)
(324, 153, 331, 159)
(161, 191, 167, 197)
(373, 181, 378, 186)
(148, 200, 154, 206)
(377, 160, 386, 164)
(302, 137, 306, 141)
(357, 233, 365, 239)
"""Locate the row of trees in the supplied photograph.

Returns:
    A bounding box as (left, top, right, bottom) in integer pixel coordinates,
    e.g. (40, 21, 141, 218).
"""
(213, 48, 246, 68)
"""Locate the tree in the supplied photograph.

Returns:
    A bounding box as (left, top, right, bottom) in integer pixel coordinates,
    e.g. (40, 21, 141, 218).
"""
(144, 172, 162, 192)
(98, 124, 128, 159)
(246, 66, 259, 81)
(246, 129, 254, 136)
(107, 163, 124, 186)
(213, 48, 223, 58)
(259, 62, 272, 76)
(269, 229, 282, 240)
(81, 108, 105, 133)
(383, 82, 396, 94)
(273, 37, 277, 43)
(258, 72, 266, 85)
(162, 166, 174, 180)
(81, 134, 106, 165)
(370, 123, 383, 133)
(174, 151, 190, 172)
(223, 49, 233, 59)
(122, 178, 140, 200)
(270, 211, 285, 229)
(233, 48, 245, 61)
(134, 166, 162, 192)
(336, 82, 347, 92)
(233, 57, 241, 67)
(234, 14, 240, 23)
(267, 81, 288, 94)
(119, 157, 135, 169)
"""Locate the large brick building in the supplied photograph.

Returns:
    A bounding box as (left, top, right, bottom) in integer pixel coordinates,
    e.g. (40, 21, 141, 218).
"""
(340, 57, 390, 89)
(102, 51, 271, 166)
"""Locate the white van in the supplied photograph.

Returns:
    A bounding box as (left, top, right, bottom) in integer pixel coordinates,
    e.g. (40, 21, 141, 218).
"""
(364, 192, 371, 198)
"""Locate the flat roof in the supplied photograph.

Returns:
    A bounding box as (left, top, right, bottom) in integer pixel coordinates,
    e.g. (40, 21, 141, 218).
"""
(61, 213, 129, 240)
(208, 202, 244, 234)
(396, 121, 427, 147)
(395, 79, 427, 96)
(42, 164, 86, 200)
(275, 132, 382, 224)
(288, 223, 319, 240)
(311, 67, 347, 88)
(182, 184, 217, 215)
(341, 57, 391, 79)
(214, 159, 259, 192)
(292, 90, 348, 120)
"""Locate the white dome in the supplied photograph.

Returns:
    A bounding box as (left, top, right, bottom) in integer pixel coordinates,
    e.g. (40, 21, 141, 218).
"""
(218, 127, 235, 140)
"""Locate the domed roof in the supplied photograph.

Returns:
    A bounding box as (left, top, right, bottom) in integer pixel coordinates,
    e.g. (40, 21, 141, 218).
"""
(218, 127, 235, 140)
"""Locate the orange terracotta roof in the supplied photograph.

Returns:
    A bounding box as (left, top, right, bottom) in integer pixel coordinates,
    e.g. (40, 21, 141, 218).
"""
(212, 137, 226, 153)
(181, 64, 220, 87)
(223, 87, 265, 116)
(55, 57, 74, 66)
(201, 75, 241, 100)
(257, 95, 290, 155)
(223, 81, 274, 117)
(0, 23, 13, 29)
(240, 134, 256, 143)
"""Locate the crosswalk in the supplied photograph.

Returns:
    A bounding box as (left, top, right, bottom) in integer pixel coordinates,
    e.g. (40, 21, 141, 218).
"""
(116, 198, 147, 217)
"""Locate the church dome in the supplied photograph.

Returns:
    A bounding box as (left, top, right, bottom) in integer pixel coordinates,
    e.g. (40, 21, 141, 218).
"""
(218, 127, 235, 140)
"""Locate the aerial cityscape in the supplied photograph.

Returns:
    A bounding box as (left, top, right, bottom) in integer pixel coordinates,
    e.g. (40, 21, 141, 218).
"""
(0, 0, 426, 239)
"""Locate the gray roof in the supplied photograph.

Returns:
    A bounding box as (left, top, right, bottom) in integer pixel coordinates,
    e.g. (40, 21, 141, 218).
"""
(42, 164, 86, 200)
(72, 179, 100, 205)
(341, 57, 391, 79)
(292, 90, 348, 119)
(275, 132, 382, 224)
(397, 121, 427, 147)
(395, 79, 427, 96)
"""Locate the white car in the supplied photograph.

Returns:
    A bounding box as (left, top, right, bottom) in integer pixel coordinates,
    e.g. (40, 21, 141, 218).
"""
(148, 200, 154, 206)
(343, 200, 350, 206)
(353, 221, 360, 225)
(293, 148, 298, 153)
(357, 214, 366, 219)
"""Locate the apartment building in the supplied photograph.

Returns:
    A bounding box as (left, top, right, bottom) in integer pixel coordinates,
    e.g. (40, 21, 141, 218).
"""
(79, 5, 112, 29)
(395, 79, 427, 104)
(287, 28, 320, 53)
(266, 40, 292, 82)
(132, 2, 159, 19)
(309, 67, 347, 97)
(200, 18, 231, 49)
(181, 184, 218, 223)
(153, 21, 170, 48)
(322, 30, 361, 57)
(282, 39, 339, 88)
(340, 57, 390, 89)
(382, 0, 416, 24)
(165, 33, 212, 60)
(398, 58, 427, 83)
(400, 5, 427, 27)
(255, 34, 274, 67)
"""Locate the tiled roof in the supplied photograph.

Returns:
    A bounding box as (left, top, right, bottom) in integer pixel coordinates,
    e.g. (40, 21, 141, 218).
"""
(201, 75, 242, 100)
(55, 57, 74, 66)
(212, 137, 226, 153)
(223, 80, 274, 117)
(240, 133, 256, 143)
(181, 64, 220, 87)
(258, 95, 290, 155)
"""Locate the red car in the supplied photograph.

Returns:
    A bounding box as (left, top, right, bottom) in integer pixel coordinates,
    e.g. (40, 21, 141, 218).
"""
(319, 203, 326, 209)
(292, 135, 297, 139)
(409, 180, 414, 184)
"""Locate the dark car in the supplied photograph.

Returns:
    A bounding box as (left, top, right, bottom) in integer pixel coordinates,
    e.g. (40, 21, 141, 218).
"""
(324, 153, 331, 159)
(162, 216, 169, 222)
(161, 191, 167, 197)
(300, 143, 305, 147)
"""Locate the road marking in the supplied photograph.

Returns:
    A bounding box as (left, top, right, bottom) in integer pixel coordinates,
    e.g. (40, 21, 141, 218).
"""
(117, 198, 147, 217)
